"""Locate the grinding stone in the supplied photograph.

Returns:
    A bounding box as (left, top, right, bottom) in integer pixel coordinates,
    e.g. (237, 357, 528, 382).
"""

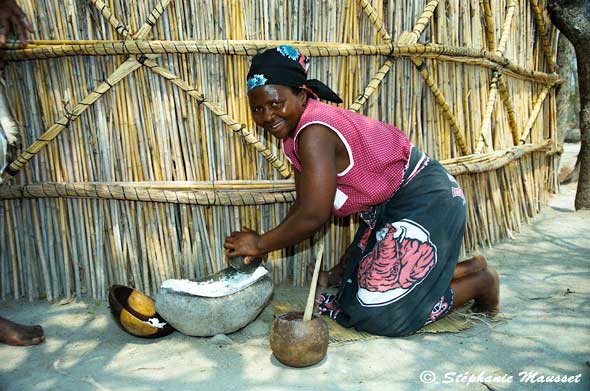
(156, 275, 273, 336)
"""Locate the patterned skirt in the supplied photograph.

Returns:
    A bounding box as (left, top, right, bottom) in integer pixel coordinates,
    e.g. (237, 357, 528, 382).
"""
(327, 147, 467, 337)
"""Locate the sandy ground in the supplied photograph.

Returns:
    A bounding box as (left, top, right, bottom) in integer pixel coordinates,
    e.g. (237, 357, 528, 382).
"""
(1, 179, 589, 389)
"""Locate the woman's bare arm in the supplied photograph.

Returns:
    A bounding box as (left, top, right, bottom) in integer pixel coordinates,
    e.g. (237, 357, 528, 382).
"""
(224, 124, 339, 256)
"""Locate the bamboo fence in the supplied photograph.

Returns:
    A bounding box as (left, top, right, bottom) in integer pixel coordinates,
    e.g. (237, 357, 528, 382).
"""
(0, 0, 559, 301)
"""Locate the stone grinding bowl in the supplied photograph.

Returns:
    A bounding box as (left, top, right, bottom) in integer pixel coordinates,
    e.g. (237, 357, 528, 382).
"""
(108, 285, 175, 338)
(270, 311, 329, 368)
(155, 272, 274, 337)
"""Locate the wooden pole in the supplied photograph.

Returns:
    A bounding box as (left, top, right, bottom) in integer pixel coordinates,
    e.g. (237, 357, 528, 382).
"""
(303, 239, 324, 321)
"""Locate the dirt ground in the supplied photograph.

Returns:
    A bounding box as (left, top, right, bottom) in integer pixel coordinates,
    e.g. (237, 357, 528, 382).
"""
(1, 170, 589, 390)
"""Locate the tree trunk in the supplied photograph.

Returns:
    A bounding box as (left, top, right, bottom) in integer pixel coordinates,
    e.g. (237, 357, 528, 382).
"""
(556, 36, 578, 144)
(548, 0, 590, 210)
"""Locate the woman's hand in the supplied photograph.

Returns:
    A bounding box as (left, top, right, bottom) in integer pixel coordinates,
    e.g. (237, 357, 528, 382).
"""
(0, 0, 33, 45)
(223, 228, 264, 261)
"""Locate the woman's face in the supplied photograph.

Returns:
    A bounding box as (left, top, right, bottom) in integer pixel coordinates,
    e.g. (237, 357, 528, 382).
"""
(248, 84, 307, 140)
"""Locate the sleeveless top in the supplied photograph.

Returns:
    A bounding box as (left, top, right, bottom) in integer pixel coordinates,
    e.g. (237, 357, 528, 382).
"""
(283, 98, 412, 217)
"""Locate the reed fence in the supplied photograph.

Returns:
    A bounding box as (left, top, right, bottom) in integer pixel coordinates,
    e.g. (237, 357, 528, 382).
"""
(0, 0, 559, 300)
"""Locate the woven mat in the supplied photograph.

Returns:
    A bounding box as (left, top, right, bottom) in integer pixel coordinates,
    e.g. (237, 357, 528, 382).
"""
(271, 299, 476, 344)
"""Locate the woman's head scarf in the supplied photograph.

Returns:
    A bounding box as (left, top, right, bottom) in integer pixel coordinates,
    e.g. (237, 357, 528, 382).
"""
(247, 45, 343, 104)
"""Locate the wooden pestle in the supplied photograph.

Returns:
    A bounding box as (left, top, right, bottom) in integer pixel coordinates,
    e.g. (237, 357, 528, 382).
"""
(303, 240, 325, 321)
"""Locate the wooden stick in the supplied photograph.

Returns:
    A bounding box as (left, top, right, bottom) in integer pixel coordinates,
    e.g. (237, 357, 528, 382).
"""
(480, 0, 496, 52)
(303, 239, 324, 321)
(528, 0, 556, 73)
(356, 0, 392, 42)
(520, 87, 550, 144)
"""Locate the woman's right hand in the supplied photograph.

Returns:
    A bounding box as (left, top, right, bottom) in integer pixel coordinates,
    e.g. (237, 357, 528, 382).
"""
(223, 228, 264, 261)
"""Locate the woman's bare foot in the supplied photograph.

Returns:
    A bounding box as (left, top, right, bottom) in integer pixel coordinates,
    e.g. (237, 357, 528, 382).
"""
(308, 260, 346, 288)
(0, 316, 45, 346)
(327, 262, 345, 287)
(453, 255, 488, 280)
(472, 267, 500, 316)
(309, 244, 357, 288)
(451, 263, 500, 317)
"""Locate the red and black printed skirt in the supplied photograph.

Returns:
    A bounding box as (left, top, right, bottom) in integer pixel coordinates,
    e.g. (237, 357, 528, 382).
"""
(330, 148, 467, 337)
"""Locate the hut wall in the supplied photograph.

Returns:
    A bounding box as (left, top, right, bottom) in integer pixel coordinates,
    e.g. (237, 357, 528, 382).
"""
(0, 0, 559, 300)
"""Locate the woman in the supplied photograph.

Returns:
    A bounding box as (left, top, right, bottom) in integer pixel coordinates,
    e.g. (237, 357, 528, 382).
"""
(224, 45, 499, 337)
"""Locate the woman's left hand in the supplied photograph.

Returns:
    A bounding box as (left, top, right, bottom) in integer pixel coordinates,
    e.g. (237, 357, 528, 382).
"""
(223, 227, 264, 258)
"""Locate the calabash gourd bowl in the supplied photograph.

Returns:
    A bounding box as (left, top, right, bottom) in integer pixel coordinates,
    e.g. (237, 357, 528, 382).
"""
(270, 311, 329, 368)
(108, 284, 175, 338)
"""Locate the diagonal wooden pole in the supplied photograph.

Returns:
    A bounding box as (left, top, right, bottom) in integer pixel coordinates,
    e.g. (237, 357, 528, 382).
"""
(347, 0, 396, 115)
(352, 0, 467, 159)
(356, 0, 392, 43)
(410, 0, 440, 38)
(349, 58, 395, 113)
(94, 0, 289, 178)
(1, 0, 172, 181)
(520, 86, 550, 144)
(476, 0, 520, 153)
(497, 74, 521, 146)
(480, 0, 497, 52)
(475, 0, 499, 154)
(529, 0, 557, 73)
(352, 0, 451, 125)
(143, 60, 291, 178)
(399, 0, 469, 156)
(495, 0, 521, 147)
(1, 59, 143, 181)
(87, 0, 131, 38)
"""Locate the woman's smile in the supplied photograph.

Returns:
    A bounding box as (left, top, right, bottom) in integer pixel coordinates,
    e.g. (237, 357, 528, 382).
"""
(268, 119, 286, 133)
(248, 84, 308, 140)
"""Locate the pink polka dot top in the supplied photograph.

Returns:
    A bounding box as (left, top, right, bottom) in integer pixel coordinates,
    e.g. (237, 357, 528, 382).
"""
(283, 98, 411, 217)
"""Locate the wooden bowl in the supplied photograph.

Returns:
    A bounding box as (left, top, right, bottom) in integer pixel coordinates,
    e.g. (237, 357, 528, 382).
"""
(270, 311, 329, 367)
(108, 285, 174, 338)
